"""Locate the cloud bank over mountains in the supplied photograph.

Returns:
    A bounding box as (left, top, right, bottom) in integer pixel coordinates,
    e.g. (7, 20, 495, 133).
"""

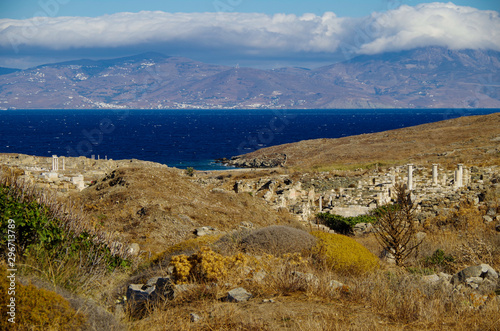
(0, 2, 499, 68)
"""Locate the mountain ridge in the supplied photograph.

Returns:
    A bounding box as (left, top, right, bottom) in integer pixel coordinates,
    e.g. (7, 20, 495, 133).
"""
(1, 47, 499, 109)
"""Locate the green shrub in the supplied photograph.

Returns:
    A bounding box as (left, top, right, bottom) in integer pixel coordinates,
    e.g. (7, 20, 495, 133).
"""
(317, 213, 376, 235)
(185, 167, 195, 177)
(0, 181, 130, 291)
(311, 231, 379, 274)
(422, 249, 455, 273)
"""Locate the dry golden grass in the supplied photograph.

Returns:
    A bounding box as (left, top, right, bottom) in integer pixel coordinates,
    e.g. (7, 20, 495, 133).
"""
(73, 167, 295, 253)
(128, 246, 500, 331)
(234, 112, 500, 170)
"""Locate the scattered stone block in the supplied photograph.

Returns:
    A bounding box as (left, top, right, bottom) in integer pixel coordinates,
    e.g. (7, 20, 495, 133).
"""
(451, 264, 499, 293)
(126, 284, 154, 303)
(227, 287, 252, 302)
(483, 215, 494, 223)
(422, 274, 441, 284)
(127, 243, 140, 256)
(194, 226, 217, 237)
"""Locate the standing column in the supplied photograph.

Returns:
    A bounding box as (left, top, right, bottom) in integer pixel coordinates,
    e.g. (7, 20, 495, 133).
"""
(62, 157, 65, 171)
(52, 155, 59, 172)
(432, 164, 438, 185)
(407, 164, 414, 191)
(457, 164, 463, 188)
(319, 196, 323, 213)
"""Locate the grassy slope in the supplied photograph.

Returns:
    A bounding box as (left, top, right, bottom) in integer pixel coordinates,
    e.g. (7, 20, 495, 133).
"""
(235, 112, 500, 170)
(74, 167, 292, 253)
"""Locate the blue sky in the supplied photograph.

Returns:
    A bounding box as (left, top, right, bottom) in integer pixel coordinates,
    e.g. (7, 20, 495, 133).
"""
(0, 1, 499, 69)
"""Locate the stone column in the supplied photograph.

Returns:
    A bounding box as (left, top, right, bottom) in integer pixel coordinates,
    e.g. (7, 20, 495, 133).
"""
(407, 164, 414, 191)
(52, 155, 58, 172)
(319, 196, 323, 212)
(456, 164, 463, 188)
(62, 157, 65, 171)
(432, 164, 438, 185)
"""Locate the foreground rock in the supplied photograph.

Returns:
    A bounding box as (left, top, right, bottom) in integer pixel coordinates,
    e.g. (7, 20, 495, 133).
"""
(226, 287, 252, 302)
(451, 264, 499, 294)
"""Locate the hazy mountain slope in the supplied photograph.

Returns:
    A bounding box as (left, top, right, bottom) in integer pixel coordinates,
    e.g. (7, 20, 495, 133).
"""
(0, 47, 499, 109)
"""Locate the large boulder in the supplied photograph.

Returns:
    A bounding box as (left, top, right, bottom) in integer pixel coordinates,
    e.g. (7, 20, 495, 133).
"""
(451, 264, 499, 293)
(126, 276, 174, 306)
(239, 225, 317, 255)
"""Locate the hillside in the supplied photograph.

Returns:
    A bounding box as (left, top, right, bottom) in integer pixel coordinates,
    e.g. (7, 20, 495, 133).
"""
(1, 47, 499, 109)
(226, 112, 500, 170)
(72, 166, 291, 253)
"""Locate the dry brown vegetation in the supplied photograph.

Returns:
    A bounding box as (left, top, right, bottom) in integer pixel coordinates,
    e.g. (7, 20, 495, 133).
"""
(72, 167, 295, 253)
(233, 112, 500, 170)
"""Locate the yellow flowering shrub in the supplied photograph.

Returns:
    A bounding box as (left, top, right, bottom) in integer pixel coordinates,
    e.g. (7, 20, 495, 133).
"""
(0, 265, 86, 330)
(311, 231, 379, 274)
(170, 255, 192, 284)
(189, 246, 228, 282)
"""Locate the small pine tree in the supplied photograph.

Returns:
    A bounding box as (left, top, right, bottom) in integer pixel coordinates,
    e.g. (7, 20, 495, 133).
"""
(374, 183, 423, 266)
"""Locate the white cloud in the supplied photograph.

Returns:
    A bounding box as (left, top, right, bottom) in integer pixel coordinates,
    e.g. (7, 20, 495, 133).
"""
(0, 3, 498, 67)
(357, 3, 500, 54)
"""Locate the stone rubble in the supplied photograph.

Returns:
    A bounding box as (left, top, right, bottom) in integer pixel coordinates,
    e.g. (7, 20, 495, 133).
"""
(207, 164, 499, 225)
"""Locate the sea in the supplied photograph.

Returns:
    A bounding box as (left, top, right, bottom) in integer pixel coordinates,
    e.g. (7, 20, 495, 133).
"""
(0, 108, 498, 170)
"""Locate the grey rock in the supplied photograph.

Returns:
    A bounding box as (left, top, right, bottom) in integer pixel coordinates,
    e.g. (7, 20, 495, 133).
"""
(353, 222, 374, 235)
(466, 276, 484, 285)
(438, 272, 452, 282)
(451, 264, 499, 293)
(227, 287, 252, 302)
(126, 284, 154, 302)
(127, 243, 140, 256)
(483, 215, 494, 223)
(190, 313, 202, 323)
(147, 277, 174, 300)
(487, 208, 497, 216)
(194, 226, 217, 237)
(422, 274, 441, 284)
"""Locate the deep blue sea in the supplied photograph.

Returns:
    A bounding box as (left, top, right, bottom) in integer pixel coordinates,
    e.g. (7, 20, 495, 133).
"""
(0, 108, 498, 170)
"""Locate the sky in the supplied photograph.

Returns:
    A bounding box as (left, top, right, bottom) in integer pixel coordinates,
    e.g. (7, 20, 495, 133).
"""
(0, 0, 499, 69)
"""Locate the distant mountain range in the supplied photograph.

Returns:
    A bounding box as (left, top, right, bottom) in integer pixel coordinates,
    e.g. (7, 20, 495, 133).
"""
(1, 47, 499, 109)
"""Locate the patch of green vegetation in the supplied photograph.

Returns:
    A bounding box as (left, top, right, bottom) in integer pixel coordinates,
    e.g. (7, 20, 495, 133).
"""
(406, 267, 435, 275)
(185, 167, 195, 177)
(0, 184, 130, 290)
(317, 213, 376, 235)
(422, 249, 455, 273)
